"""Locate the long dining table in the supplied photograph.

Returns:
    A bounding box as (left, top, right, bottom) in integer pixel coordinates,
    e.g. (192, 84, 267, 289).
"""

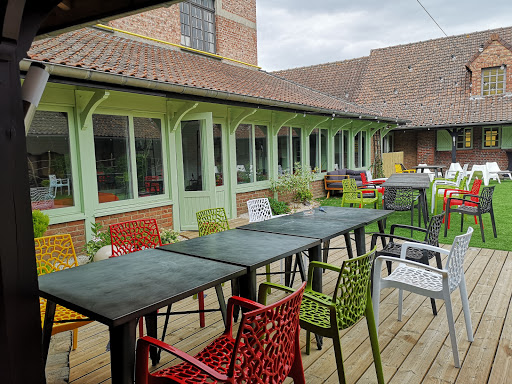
(39, 206, 392, 384)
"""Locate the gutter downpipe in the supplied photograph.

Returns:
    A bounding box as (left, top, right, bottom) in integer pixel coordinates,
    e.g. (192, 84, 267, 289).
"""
(20, 59, 403, 124)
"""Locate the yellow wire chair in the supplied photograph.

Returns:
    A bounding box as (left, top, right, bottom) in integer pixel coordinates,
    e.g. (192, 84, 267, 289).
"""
(36, 234, 92, 350)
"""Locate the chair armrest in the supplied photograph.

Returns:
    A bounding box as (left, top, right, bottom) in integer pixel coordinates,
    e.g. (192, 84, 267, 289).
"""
(270, 214, 288, 219)
(228, 296, 265, 312)
(136, 336, 227, 380)
(446, 193, 479, 205)
(371, 233, 426, 249)
(324, 175, 350, 181)
(257, 282, 296, 305)
(443, 188, 469, 198)
(390, 223, 428, 235)
(307, 261, 341, 289)
(374, 255, 448, 278)
(401, 241, 449, 259)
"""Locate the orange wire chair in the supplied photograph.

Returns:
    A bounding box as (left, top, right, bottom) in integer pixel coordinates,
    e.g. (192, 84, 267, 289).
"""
(36, 234, 92, 350)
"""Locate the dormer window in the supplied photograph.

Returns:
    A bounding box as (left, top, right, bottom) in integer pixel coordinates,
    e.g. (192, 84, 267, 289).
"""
(180, 0, 216, 54)
(482, 66, 506, 95)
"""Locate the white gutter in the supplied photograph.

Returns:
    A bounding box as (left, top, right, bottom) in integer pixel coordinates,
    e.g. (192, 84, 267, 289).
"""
(20, 59, 403, 124)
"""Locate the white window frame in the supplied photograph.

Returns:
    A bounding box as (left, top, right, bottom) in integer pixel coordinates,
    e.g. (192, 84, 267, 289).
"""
(482, 66, 506, 96)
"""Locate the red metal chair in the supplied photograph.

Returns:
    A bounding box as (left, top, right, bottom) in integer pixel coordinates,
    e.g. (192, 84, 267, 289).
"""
(135, 282, 306, 384)
(360, 172, 385, 204)
(442, 179, 482, 229)
(109, 219, 206, 336)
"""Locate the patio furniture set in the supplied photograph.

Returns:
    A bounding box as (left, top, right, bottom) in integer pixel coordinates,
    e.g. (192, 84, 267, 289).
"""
(38, 182, 484, 383)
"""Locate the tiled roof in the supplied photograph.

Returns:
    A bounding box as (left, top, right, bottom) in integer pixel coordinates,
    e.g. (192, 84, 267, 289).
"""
(27, 28, 386, 119)
(273, 57, 369, 102)
(275, 26, 512, 128)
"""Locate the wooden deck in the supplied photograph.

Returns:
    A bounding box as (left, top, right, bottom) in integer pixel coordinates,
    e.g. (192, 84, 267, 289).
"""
(61, 217, 512, 383)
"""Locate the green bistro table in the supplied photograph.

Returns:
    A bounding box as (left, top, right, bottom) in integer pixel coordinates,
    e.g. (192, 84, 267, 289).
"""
(39, 249, 245, 384)
(160, 229, 320, 301)
(237, 206, 394, 291)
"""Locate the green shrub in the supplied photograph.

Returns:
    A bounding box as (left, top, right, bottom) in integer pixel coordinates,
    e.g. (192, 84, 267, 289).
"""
(268, 198, 291, 215)
(160, 228, 180, 244)
(32, 210, 50, 238)
(270, 163, 317, 203)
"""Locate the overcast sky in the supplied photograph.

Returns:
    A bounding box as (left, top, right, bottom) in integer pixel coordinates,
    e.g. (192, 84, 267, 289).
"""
(256, 0, 512, 71)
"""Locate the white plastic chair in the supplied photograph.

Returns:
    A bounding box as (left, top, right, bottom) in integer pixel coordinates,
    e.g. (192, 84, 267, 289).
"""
(417, 163, 434, 182)
(445, 163, 462, 179)
(49, 174, 70, 195)
(372, 227, 474, 368)
(486, 162, 512, 183)
(236, 165, 246, 172)
(468, 164, 489, 186)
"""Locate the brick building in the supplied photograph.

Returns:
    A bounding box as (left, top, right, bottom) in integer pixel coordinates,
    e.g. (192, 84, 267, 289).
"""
(275, 27, 512, 171)
(24, 0, 397, 252)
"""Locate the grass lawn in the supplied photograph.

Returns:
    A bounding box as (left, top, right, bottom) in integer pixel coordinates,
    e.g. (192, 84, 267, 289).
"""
(316, 179, 511, 251)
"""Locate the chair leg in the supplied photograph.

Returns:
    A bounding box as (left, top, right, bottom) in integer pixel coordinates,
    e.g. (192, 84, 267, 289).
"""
(365, 290, 385, 384)
(288, 327, 306, 384)
(478, 214, 486, 242)
(332, 329, 348, 384)
(443, 291, 461, 367)
(398, 289, 404, 321)
(459, 275, 474, 342)
(72, 329, 78, 350)
(305, 330, 311, 355)
(444, 208, 450, 237)
(461, 213, 465, 233)
(138, 318, 144, 338)
(490, 209, 497, 238)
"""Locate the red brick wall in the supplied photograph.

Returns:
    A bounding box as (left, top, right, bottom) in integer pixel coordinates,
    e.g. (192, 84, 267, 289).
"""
(468, 35, 512, 97)
(235, 180, 326, 215)
(417, 130, 435, 164)
(45, 205, 174, 256)
(108, 1, 258, 66)
(45, 220, 86, 255)
(393, 130, 418, 169)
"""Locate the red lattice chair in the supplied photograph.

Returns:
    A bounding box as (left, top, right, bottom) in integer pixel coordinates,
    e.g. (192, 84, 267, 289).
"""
(442, 179, 482, 229)
(135, 282, 306, 384)
(109, 219, 206, 337)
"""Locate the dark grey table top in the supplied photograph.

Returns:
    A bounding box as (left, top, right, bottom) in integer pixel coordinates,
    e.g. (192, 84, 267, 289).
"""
(38, 249, 245, 327)
(380, 173, 431, 189)
(159, 229, 319, 270)
(237, 207, 393, 241)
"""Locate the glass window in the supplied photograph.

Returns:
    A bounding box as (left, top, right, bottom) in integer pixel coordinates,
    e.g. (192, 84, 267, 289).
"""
(361, 131, 367, 167)
(181, 120, 203, 191)
(309, 128, 328, 171)
(482, 66, 506, 96)
(335, 130, 349, 169)
(483, 127, 500, 148)
(236, 124, 253, 184)
(354, 132, 360, 168)
(255, 125, 269, 181)
(27, 110, 74, 210)
(320, 129, 328, 172)
(383, 132, 394, 153)
(456, 128, 472, 149)
(309, 128, 318, 170)
(134, 118, 164, 197)
(93, 114, 133, 202)
(213, 123, 223, 186)
(180, 0, 215, 53)
(277, 126, 290, 174)
(292, 127, 302, 171)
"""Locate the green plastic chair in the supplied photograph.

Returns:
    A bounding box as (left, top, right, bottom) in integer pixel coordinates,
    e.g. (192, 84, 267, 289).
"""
(260, 247, 384, 384)
(340, 178, 379, 209)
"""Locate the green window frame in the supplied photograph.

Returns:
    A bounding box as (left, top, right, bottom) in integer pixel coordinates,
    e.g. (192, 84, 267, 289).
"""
(482, 126, 500, 148)
(456, 128, 473, 149)
(92, 112, 168, 207)
(235, 123, 269, 185)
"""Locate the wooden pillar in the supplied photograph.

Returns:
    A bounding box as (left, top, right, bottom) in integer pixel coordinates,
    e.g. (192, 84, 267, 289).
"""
(0, 1, 60, 382)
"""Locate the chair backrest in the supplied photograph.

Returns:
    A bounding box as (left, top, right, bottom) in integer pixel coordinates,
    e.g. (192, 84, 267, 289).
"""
(360, 172, 370, 185)
(445, 227, 473, 292)
(35, 234, 78, 275)
(469, 179, 482, 196)
(485, 162, 500, 172)
(196, 207, 230, 237)
(383, 187, 414, 211)
(229, 282, 305, 381)
(110, 219, 162, 257)
(247, 198, 273, 222)
(49, 174, 58, 187)
(423, 213, 445, 259)
(341, 178, 358, 199)
(236, 164, 246, 172)
(477, 186, 495, 214)
(394, 163, 403, 173)
(333, 247, 375, 329)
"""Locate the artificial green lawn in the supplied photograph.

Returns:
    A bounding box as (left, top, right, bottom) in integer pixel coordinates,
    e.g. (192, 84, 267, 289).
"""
(316, 179, 512, 251)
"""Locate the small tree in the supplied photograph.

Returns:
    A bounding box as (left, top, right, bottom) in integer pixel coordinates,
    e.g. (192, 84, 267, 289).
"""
(270, 163, 317, 203)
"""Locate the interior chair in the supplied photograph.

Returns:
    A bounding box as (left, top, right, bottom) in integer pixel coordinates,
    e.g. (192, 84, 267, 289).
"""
(370, 213, 445, 315)
(395, 163, 415, 173)
(382, 186, 420, 228)
(442, 179, 482, 229)
(36, 234, 92, 350)
(109, 219, 206, 336)
(373, 227, 474, 368)
(246, 198, 305, 287)
(340, 178, 378, 209)
(261, 248, 383, 384)
(49, 174, 70, 195)
(486, 161, 512, 183)
(444, 186, 497, 242)
(135, 282, 307, 384)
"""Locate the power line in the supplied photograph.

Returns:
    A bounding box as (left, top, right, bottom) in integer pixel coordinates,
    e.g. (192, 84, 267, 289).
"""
(416, 0, 448, 37)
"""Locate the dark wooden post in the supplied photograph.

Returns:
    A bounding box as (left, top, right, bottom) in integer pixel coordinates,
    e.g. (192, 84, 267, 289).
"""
(0, 1, 60, 382)
(448, 128, 460, 164)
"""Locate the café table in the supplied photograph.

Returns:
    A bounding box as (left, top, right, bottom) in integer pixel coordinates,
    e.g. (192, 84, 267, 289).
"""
(160, 229, 319, 302)
(237, 206, 394, 291)
(380, 173, 431, 227)
(413, 164, 445, 178)
(39, 249, 245, 384)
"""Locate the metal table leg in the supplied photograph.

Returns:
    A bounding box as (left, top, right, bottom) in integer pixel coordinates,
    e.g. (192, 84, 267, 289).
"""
(109, 319, 137, 384)
(41, 300, 56, 367)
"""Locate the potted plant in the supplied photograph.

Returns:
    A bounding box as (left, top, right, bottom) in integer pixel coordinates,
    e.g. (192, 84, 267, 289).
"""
(32, 210, 50, 238)
(83, 223, 112, 262)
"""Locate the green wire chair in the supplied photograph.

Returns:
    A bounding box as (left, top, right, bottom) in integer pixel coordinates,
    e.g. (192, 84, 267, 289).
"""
(196, 207, 231, 236)
(260, 247, 383, 384)
(340, 178, 379, 209)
